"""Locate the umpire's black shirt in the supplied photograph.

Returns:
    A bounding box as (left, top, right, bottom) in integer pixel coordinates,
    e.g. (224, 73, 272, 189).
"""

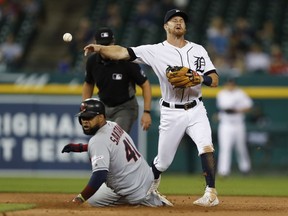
(85, 53, 147, 107)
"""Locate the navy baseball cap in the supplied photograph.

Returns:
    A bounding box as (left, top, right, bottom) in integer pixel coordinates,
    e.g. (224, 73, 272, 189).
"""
(94, 27, 114, 45)
(164, 9, 188, 23)
(75, 98, 105, 118)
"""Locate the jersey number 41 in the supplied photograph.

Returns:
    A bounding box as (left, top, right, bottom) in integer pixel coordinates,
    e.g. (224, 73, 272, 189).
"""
(123, 137, 141, 162)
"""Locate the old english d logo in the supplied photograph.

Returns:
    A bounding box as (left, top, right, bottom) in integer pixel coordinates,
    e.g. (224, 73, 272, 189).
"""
(194, 56, 205, 72)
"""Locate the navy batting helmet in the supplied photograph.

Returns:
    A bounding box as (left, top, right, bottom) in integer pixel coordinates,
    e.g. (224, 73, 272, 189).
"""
(76, 98, 105, 119)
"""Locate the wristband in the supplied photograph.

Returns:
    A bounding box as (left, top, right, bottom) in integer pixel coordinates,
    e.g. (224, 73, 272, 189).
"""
(202, 76, 212, 86)
(144, 110, 151, 114)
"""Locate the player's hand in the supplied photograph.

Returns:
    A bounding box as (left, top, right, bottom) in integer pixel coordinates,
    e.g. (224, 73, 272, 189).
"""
(141, 113, 152, 131)
(61, 143, 88, 153)
(84, 44, 102, 56)
(71, 195, 85, 204)
(72, 197, 84, 204)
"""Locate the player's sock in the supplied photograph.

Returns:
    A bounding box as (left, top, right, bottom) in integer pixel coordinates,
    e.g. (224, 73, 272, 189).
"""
(151, 162, 162, 179)
(200, 152, 216, 188)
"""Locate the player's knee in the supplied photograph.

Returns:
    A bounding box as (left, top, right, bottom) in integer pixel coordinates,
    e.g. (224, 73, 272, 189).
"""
(198, 145, 214, 155)
(155, 162, 171, 172)
(87, 198, 101, 207)
(153, 157, 171, 172)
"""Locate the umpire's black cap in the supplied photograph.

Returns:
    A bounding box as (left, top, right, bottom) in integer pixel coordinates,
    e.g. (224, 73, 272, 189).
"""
(164, 9, 188, 23)
(94, 27, 114, 45)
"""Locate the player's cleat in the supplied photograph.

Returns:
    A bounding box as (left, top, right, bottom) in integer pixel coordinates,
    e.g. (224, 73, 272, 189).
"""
(153, 191, 174, 207)
(193, 186, 219, 207)
(147, 175, 161, 196)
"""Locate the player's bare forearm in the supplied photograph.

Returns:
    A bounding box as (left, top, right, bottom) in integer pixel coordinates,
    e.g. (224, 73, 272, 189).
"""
(84, 44, 130, 60)
(101, 45, 130, 60)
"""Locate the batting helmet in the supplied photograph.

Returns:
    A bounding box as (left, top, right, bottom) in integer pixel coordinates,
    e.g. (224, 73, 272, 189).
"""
(75, 98, 105, 120)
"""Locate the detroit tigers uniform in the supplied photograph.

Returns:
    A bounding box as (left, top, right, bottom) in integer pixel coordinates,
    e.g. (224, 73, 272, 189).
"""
(216, 86, 253, 176)
(130, 40, 216, 172)
(86, 121, 165, 206)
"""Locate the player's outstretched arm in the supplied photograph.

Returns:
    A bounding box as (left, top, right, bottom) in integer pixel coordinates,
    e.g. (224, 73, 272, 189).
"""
(84, 44, 130, 60)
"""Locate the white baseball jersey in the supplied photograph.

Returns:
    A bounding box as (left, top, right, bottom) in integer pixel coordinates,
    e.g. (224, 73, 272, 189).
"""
(132, 40, 216, 103)
(87, 121, 165, 206)
(131, 40, 217, 172)
(217, 88, 253, 123)
(216, 88, 253, 176)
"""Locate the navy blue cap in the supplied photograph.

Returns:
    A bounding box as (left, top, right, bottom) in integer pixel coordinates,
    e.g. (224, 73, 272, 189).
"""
(164, 9, 188, 23)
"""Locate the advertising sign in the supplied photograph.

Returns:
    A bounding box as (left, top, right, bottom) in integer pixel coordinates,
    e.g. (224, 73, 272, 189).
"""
(0, 96, 91, 171)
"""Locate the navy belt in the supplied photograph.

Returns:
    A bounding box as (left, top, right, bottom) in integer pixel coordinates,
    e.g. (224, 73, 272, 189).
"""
(162, 97, 202, 110)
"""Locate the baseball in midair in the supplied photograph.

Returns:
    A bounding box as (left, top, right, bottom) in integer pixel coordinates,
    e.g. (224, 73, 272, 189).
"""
(63, 33, 72, 42)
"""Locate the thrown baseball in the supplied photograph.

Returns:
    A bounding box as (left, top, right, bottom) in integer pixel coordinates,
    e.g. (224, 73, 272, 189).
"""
(63, 33, 72, 42)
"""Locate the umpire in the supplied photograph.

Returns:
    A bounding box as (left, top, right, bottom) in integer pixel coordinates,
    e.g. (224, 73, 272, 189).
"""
(82, 27, 152, 132)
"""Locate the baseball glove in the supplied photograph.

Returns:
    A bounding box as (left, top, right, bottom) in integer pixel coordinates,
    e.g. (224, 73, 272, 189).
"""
(166, 66, 201, 88)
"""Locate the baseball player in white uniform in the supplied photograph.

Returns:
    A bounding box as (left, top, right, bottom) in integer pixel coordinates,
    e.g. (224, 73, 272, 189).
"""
(83, 9, 219, 207)
(66, 98, 173, 207)
(216, 78, 253, 177)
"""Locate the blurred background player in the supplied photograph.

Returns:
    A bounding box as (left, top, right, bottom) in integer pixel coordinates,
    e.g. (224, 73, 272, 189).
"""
(216, 77, 253, 177)
(63, 98, 173, 207)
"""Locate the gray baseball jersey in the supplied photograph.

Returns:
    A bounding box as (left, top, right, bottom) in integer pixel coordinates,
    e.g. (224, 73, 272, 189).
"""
(87, 121, 164, 206)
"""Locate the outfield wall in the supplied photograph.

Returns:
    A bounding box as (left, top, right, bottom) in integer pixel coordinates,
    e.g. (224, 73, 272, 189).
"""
(0, 95, 142, 173)
(146, 97, 288, 174)
(0, 72, 287, 174)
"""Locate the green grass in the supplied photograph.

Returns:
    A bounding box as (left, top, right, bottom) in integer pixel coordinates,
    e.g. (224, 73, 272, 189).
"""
(160, 174, 288, 196)
(0, 174, 287, 196)
(0, 177, 87, 193)
(0, 204, 35, 213)
(0, 174, 287, 213)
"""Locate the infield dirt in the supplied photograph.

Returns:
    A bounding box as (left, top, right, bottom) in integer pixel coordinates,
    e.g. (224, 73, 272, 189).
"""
(1, 193, 287, 216)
